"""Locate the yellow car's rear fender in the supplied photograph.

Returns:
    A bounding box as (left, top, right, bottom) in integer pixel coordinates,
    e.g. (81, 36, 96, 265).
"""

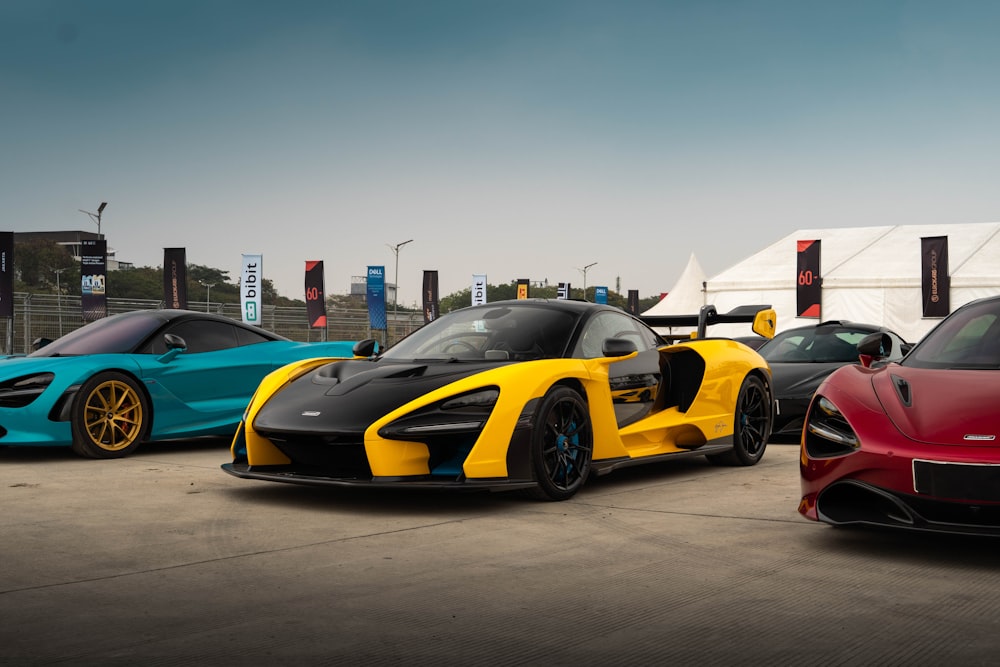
(615, 339, 770, 457)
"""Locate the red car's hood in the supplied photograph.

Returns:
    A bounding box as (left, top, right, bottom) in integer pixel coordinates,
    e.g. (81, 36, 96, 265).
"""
(873, 366, 1000, 445)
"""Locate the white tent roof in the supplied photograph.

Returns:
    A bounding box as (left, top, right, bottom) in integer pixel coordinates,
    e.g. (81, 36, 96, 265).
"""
(641, 252, 706, 316)
(703, 222, 1000, 341)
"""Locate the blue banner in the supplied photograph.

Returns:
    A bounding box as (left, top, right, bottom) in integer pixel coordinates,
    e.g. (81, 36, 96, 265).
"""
(594, 286, 608, 304)
(367, 265, 387, 329)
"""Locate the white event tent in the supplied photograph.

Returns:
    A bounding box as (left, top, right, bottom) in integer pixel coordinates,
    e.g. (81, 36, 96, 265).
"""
(644, 223, 1000, 343)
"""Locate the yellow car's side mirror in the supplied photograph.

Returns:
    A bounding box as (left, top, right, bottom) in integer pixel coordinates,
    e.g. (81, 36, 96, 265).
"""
(752, 308, 777, 340)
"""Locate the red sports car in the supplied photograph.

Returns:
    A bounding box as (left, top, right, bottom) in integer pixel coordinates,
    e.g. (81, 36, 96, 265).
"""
(799, 294, 1000, 536)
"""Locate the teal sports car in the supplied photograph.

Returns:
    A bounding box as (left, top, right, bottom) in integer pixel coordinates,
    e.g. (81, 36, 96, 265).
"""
(0, 309, 357, 458)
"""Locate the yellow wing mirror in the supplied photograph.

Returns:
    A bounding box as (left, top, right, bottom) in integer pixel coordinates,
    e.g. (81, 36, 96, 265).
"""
(752, 308, 776, 340)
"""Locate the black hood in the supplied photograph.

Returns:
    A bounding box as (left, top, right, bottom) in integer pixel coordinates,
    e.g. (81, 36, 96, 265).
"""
(770, 361, 849, 399)
(253, 358, 509, 436)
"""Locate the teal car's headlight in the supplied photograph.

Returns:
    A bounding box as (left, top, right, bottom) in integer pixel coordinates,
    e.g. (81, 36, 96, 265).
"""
(804, 395, 860, 458)
(378, 387, 500, 438)
(0, 373, 54, 408)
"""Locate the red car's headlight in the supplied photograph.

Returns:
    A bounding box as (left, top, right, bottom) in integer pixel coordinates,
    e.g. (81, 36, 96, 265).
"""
(804, 396, 860, 458)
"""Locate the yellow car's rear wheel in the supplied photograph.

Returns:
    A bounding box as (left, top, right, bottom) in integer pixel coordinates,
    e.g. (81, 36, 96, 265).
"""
(708, 374, 770, 466)
(70, 372, 150, 459)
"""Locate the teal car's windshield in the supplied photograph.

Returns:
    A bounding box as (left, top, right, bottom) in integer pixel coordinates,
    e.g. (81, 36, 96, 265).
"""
(28, 312, 165, 357)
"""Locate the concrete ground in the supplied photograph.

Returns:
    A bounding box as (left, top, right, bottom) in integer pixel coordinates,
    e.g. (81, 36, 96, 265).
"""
(1, 440, 998, 666)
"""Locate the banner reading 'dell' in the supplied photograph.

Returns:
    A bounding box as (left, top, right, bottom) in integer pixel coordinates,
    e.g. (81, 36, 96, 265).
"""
(367, 265, 387, 329)
(241, 254, 263, 325)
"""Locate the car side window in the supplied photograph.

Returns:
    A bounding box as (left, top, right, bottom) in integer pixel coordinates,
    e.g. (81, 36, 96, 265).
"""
(235, 326, 272, 346)
(576, 312, 654, 359)
(150, 320, 239, 354)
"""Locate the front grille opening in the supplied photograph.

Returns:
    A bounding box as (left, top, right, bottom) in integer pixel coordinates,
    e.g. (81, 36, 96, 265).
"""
(262, 433, 372, 479)
(819, 482, 914, 526)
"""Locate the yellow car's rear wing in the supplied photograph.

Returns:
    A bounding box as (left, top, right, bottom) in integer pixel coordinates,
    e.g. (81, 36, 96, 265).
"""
(641, 304, 776, 342)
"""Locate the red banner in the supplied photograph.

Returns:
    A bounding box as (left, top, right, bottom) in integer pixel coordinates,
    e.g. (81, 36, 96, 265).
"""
(305, 261, 327, 328)
(796, 240, 821, 318)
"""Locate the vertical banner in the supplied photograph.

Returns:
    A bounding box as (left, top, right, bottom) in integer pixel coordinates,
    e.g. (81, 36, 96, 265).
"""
(241, 253, 263, 325)
(367, 265, 387, 329)
(0, 232, 13, 319)
(516, 278, 529, 300)
(163, 248, 188, 309)
(557, 282, 571, 299)
(627, 290, 639, 315)
(921, 236, 950, 317)
(472, 274, 487, 306)
(81, 239, 107, 321)
(796, 240, 822, 318)
(422, 270, 439, 323)
(305, 261, 327, 328)
(594, 286, 608, 304)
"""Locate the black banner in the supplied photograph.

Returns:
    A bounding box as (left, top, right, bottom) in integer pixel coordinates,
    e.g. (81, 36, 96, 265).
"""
(921, 236, 950, 318)
(422, 270, 439, 323)
(305, 261, 327, 328)
(796, 239, 821, 318)
(163, 248, 188, 309)
(81, 239, 107, 321)
(627, 290, 639, 315)
(516, 278, 529, 300)
(0, 232, 13, 318)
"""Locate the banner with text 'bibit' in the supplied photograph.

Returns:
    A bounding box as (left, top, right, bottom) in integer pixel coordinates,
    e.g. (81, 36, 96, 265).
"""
(241, 254, 263, 325)
(472, 274, 487, 305)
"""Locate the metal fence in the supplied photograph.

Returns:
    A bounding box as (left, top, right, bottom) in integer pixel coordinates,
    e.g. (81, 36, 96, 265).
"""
(2, 293, 426, 355)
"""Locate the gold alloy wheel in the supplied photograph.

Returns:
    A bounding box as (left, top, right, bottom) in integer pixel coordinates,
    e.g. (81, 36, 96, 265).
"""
(82, 379, 145, 451)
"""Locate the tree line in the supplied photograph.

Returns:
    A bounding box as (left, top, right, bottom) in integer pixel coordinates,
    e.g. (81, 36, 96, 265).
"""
(14, 238, 662, 313)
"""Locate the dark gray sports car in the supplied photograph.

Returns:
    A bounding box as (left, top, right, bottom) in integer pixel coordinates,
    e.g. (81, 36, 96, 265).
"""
(758, 320, 910, 442)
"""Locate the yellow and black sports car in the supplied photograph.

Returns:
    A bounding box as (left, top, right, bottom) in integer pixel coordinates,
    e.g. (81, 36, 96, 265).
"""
(222, 299, 776, 500)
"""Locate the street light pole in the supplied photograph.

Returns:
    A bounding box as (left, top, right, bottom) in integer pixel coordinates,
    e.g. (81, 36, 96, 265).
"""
(199, 281, 215, 312)
(578, 262, 597, 300)
(52, 268, 66, 336)
(78, 201, 108, 238)
(387, 239, 413, 341)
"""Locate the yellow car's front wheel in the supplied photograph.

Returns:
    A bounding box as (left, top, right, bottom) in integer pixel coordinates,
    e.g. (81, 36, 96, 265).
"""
(71, 372, 150, 459)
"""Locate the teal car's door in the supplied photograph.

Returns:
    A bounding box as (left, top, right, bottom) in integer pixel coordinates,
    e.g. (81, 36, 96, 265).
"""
(137, 319, 280, 438)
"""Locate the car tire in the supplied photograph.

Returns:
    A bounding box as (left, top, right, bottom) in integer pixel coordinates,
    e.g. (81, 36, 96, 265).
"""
(526, 386, 593, 501)
(707, 374, 770, 467)
(70, 372, 150, 459)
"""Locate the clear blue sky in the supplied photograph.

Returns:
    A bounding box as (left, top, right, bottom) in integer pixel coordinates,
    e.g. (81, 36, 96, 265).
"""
(3, 1, 999, 306)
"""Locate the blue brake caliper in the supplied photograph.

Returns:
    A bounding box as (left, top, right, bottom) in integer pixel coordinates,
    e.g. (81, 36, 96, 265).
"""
(555, 420, 579, 483)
